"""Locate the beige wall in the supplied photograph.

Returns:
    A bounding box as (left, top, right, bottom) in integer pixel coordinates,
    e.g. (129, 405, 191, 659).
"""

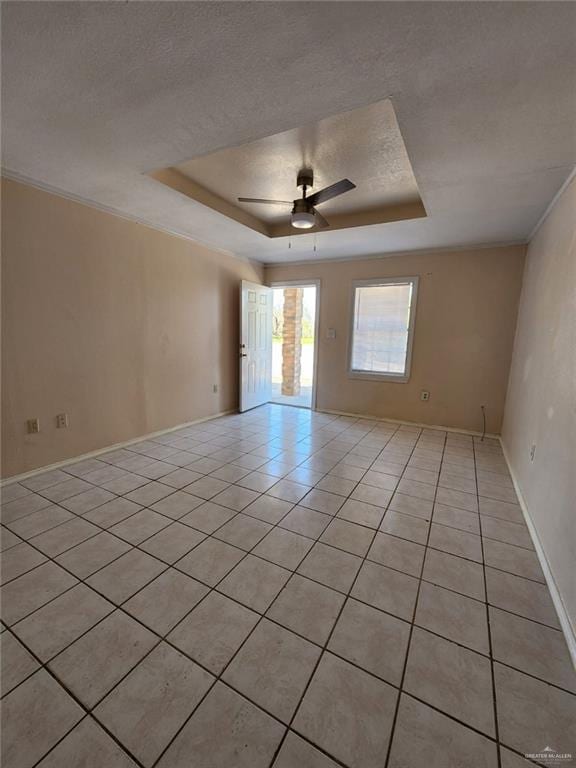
(0, 176, 528, 481)
(1, 178, 262, 478)
(502, 176, 576, 636)
(265, 245, 525, 433)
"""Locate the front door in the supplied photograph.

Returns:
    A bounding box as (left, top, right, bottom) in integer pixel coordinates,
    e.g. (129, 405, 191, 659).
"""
(239, 280, 272, 412)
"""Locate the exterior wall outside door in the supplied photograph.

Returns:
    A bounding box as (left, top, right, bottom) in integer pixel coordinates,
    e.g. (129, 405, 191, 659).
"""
(281, 287, 304, 396)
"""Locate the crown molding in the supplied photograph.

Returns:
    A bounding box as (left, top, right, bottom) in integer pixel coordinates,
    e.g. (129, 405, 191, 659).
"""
(527, 164, 576, 244)
(262, 239, 527, 269)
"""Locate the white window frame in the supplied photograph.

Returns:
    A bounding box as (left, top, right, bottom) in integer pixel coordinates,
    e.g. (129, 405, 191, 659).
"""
(347, 276, 419, 383)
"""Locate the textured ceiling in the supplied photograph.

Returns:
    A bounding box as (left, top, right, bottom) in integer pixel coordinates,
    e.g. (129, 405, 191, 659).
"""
(2, 2, 575, 264)
(166, 99, 423, 233)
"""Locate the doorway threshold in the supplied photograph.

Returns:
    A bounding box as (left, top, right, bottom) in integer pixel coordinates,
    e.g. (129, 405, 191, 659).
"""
(270, 400, 312, 410)
(270, 385, 312, 409)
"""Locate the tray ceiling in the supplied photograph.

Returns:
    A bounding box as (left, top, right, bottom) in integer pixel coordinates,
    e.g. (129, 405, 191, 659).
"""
(150, 99, 425, 237)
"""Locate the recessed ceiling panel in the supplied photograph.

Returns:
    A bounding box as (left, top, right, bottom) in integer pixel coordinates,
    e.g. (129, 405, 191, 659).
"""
(149, 99, 426, 237)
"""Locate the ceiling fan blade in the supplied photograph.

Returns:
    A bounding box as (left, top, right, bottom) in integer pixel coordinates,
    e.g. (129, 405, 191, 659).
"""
(306, 179, 356, 207)
(313, 208, 329, 228)
(238, 197, 293, 205)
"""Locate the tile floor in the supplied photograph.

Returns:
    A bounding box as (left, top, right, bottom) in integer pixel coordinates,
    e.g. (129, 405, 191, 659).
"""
(1, 405, 575, 768)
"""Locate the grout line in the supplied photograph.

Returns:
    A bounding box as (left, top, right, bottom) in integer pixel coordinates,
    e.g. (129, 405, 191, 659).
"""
(0, 480, 555, 622)
(3, 618, 151, 768)
(2, 412, 398, 768)
(265, 420, 407, 767)
(473, 436, 503, 768)
(3, 454, 559, 634)
(5, 485, 303, 764)
(383, 427, 448, 768)
(1, 407, 572, 768)
(0, 615, 554, 768)
(144, 446, 388, 766)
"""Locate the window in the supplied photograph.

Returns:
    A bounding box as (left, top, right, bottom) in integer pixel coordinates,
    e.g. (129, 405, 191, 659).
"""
(349, 277, 418, 382)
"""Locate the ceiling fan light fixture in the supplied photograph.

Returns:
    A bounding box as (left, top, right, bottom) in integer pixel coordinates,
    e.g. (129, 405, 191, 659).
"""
(291, 210, 315, 229)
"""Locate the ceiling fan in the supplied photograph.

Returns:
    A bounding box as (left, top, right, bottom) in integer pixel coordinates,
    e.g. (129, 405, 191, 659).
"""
(238, 169, 356, 230)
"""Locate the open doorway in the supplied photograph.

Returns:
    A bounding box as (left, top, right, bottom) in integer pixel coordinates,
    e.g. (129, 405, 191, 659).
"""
(270, 282, 318, 409)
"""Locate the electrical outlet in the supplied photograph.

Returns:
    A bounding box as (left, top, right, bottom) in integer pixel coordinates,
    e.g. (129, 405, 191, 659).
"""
(27, 418, 40, 434)
(326, 328, 336, 339)
(56, 413, 69, 429)
(530, 444, 536, 462)
(213, 384, 218, 393)
(420, 391, 430, 402)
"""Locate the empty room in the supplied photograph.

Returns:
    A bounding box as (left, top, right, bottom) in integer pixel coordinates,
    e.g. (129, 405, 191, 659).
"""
(1, 2, 575, 767)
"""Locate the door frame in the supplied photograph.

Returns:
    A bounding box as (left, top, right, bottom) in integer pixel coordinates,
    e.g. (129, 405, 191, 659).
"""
(268, 279, 321, 410)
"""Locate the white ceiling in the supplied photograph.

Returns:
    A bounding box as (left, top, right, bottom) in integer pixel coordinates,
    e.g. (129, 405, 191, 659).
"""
(173, 99, 421, 226)
(2, 2, 575, 264)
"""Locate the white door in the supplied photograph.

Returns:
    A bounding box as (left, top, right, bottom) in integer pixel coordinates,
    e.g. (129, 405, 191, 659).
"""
(240, 280, 272, 412)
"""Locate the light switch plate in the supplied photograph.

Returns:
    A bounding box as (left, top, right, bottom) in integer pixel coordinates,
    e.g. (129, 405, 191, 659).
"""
(27, 418, 40, 434)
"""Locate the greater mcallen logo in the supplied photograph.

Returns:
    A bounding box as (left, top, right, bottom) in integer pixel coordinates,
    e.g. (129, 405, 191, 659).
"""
(524, 746, 573, 765)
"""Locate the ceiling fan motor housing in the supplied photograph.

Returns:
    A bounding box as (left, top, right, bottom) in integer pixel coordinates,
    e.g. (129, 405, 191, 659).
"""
(292, 198, 313, 215)
(297, 169, 314, 189)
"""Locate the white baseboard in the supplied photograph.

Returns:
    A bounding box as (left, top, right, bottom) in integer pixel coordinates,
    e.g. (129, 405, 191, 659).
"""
(1, 409, 236, 486)
(500, 439, 576, 669)
(317, 407, 499, 440)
